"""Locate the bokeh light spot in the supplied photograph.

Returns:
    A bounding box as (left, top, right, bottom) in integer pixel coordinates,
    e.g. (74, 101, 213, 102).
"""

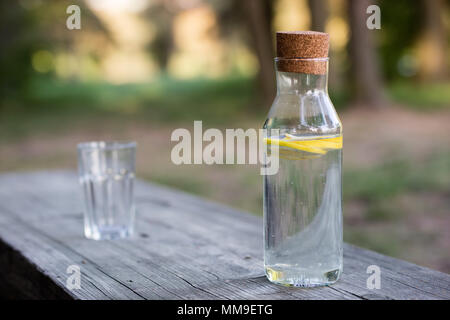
(32, 50, 54, 73)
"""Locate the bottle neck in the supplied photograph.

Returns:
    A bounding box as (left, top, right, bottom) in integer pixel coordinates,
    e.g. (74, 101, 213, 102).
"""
(275, 58, 328, 95)
(276, 71, 328, 94)
(266, 58, 340, 135)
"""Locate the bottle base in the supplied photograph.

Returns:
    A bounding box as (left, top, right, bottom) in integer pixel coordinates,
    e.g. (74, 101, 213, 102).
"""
(85, 225, 133, 240)
(265, 265, 342, 287)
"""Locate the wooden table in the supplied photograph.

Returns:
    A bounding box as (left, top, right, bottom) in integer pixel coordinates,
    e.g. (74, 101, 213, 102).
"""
(0, 171, 448, 300)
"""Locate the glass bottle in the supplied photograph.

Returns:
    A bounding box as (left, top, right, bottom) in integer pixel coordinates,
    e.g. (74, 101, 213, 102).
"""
(263, 32, 343, 287)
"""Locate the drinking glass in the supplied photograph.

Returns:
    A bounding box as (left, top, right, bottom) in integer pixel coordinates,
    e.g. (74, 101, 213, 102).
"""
(78, 141, 136, 240)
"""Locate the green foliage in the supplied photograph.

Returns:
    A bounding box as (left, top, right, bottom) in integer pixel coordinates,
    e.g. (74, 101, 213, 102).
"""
(389, 82, 450, 109)
(24, 75, 258, 123)
(344, 229, 403, 256)
(345, 153, 450, 201)
(0, 2, 41, 102)
(0, 76, 260, 141)
(378, 0, 422, 80)
(344, 152, 450, 220)
(345, 160, 411, 202)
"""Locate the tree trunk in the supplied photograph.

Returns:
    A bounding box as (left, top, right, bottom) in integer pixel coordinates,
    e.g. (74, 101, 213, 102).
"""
(242, 0, 276, 106)
(307, 0, 344, 92)
(154, 14, 173, 71)
(347, 0, 384, 108)
(308, 0, 328, 32)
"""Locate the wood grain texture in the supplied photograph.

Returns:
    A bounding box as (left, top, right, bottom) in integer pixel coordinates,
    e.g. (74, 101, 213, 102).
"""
(0, 171, 448, 300)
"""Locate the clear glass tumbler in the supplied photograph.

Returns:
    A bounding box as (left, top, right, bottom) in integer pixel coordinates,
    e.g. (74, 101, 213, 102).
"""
(78, 141, 136, 240)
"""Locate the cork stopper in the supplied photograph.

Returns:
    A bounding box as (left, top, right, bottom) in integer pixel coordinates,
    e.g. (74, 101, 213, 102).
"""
(276, 31, 329, 74)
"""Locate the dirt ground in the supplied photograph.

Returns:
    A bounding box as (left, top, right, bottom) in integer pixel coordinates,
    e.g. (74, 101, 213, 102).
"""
(1, 106, 449, 272)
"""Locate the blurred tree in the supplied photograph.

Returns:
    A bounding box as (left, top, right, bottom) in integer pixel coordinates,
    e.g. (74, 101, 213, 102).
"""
(378, 0, 421, 81)
(241, 0, 276, 105)
(307, 0, 343, 95)
(0, 2, 39, 108)
(215, 0, 276, 105)
(347, 0, 384, 108)
(145, 1, 176, 72)
(308, 0, 328, 32)
(0, 0, 112, 110)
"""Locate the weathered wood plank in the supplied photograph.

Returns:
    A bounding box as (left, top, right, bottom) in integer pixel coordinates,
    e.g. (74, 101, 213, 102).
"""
(0, 171, 448, 300)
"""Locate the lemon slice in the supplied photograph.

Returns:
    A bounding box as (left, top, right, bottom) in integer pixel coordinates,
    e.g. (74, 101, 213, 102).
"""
(265, 138, 327, 154)
(265, 135, 342, 160)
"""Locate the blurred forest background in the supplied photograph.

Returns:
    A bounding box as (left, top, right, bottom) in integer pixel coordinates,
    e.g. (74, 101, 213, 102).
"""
(0, 0, 449, 272)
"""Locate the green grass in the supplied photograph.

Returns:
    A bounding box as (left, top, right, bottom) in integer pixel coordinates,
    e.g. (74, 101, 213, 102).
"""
(26, 75, 258, 121)
(0, 75, 261, 142)
(344, 151, 450, 220)
(344, 228, 404, 256)
(389, 81, 450, 109)
(345, 152, 450, 200)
